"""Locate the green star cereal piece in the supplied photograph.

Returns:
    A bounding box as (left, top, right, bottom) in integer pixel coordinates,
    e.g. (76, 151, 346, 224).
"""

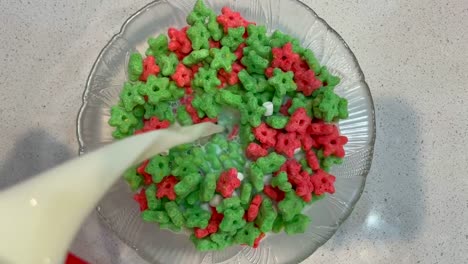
(184, 207, 211, 228)
(128, 53, 143, 82)
(146, 154, 171, 183)
(164, 201, 185, 227)
(302, 49, 321, 74)
(200, 172, 218, 202)
(317, 149, 343, 172)
(187, 0, 212, 25)
(123, 166, 143, 191)
(174, 173, 202, 198)
(176, 106, 193, 126)
(141, 210, 170, 224)
(190, 235, 219, 251)
(246, 24, 269, 46)
(139, 75, 171, 104)
(216, 197, 241, 213)
(182, 49, 209, 66)
(215, 89, 243, 108)
(289, 93, 313, 116)
(268, 68, 297, 96)
(278, 192, 305, 222)
(219, 207, 246, 232)
(146, 35, 169, 58)
(132, 105, 145, 118)
(221, 26, 245, 51)
(272, 215, 284, 233)
(239, 92, 266, 127)
(271, 171, 292, 192)
(210, 232, 234, 250)
(192, 93, 221, 118)
(234, 222, 261, 247)
(238, 69, 256, 92)
(312, 87, 344, 122)
(192, 67, 221, 94)
(317, 66, 340, 88)
(159, 52, 179, 76)
(255, 152, 286, 174)
(108, 105, 138, 134)
(265, 115, 289, 129)
(145, 184, 163, 210)
(249, 163, 264, 192)
(239, 124, 255, 146)
(187, 22, 210, 50)
(255, 198, 277, 233)
(207, 13, 224, 41)
(239, 182, 253, 207)
(269, 30, 304, 54)
(168, 81, 185, 100)
(143, 102, 174, 122)
(241, 50, 269, 75)
(284, 214, 310, 234)
(210, 46, 237, 72)
(120, 82, 146, 111)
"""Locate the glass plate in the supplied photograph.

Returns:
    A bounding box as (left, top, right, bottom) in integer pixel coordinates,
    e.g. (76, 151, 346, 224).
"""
(76, 0, 376, 263)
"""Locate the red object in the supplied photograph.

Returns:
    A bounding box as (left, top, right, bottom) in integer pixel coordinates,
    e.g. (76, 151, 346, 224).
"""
(194, 207, 224, 238)
(253, 233, 266, 248)
(275, 132, 301, 158)
(139, 56, 160, 82)
(168, 27, 192, 55)
(156, 176, 179, 200)
(271, 43, 300, 72)
(234, 43, 246, 60)
(133, 188, 148, 211)
(137, 160, 153, 185)
(216, 168, 241, 198)
(142, 117, 171, 132)
(285, 108, 312, 134)
(209, 39, 221, 49)
(228, 125, 239, 140)
(299, 133, 318, 151)
(295, 171, 314, 202)
(65, 253, 88, 264)
(263, 185, 285, 202)
(218, 62, 244, 85)
(315, 128, 348, 158)
(291, 59, 310, 75)
(245, 142, 268, 161)
(307, 122, 335, 136)
(310, 169, 336, 195)
(264, 67, 274, 78)
(305, 149, 320, 170)
(191, 63, 202, 74)
(172, 63, 193, 88)
(217, 7, 251, 32)
(246, 195, 263, 222)
(253, 123, 278, 148)
(295, 69, 322, 96)
(279, 99, 293, 116)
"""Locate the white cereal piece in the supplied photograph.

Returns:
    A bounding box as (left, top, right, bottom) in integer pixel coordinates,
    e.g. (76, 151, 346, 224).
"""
(262, 101, 274, 116)
(237, 172, 245, 181)
(209, 194, 223, 207)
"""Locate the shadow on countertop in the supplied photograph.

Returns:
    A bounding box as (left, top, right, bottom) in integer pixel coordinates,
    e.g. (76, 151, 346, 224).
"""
(0, 128, 73, 190)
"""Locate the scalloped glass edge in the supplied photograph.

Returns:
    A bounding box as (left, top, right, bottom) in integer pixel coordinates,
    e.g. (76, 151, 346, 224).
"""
(76, 0, 376, 263)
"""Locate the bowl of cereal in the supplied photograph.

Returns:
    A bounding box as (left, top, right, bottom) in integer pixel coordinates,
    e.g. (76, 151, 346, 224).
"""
(77, 0, 375, 263)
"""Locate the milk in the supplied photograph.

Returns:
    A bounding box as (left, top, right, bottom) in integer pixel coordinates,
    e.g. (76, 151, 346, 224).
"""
(0, 123, 223, 264)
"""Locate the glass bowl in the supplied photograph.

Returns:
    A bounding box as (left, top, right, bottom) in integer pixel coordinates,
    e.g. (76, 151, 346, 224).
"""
(76, 0, 376, 263)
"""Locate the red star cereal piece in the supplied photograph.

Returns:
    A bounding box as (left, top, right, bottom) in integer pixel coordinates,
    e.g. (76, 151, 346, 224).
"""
(271, 43, 300, 72)
(310, 169, 336, 195)
(299, 133, 318, 151)
(315, 129, 348, 158)
(156, 175, 179, 200)
(263, 185, 285, 202)
(307, 122, 335, 136)
(218, 62, 244, 85)
(142, 117, 171, 132)
(172, 63, 193, 88)
(194, 207, 224, 238)
(295, 171, 314, 202)
(217, 7, 251, 32)
(140, 56, 160, 82)
(245, 142, 268, 161)
(295, 70, 322, 96)
(275, 132, 301, 158)
(234, 43, 246, 60)
(285, 108, 312, 134)
(305, 149, 320, 170)
(133, 188, 148, 211)
(291, 59, 310, 74)
(216, 168, 241, 198)
(137, 160, 153, 185)
(253, 123, 278, 148)
(168, 27, 192, 55)
(246, 194, 263, 222)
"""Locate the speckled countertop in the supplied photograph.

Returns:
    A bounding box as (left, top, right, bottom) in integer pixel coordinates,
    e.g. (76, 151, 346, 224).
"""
(1, 0, 467, 263)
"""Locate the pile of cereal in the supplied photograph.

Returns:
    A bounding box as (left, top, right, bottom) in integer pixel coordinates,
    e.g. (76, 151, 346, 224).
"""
(108, 0, 349, 251)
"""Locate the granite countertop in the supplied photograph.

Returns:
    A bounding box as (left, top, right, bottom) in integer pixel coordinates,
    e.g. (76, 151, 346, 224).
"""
(0, 0, 467, 263)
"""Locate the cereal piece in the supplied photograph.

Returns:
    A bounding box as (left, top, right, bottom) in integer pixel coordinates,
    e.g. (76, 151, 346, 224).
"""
(278, 192, 305, 222)
(143, 102, 170, 121)
(249, 164, 264, 191)
(182, 49, 209, 66)
(221, 26, 245, 51)
(272, 215, 284, 233)
(216, 168, 241, 198)
(294, 171, 314, 202)
(199, 172, 217, 202)
(128, 53, 143, 82)
(145, 184, 162, 210)
(317, 66, 340, 88)
(140, 56, 161, 82)
(245, 142, 268, 161)
(141, 210, 170, 224)
(140, 116, 170, 133)
(246, 194, 262, 222)
(256, 152, 286, 174)
(210, 232, 234, 250)
(285, 108, 312, 134)
(147, 35, 169, 58)
(291, 59, 310, 75)
(176, 105, 194, 126)
(216, 89, 243, 108)
(159, 52, 179, 76)
(187, 22, 210, 50)
(239, 182, 253, 206)
(190, 235, 219, 251)
(216, 197, 241, 213)
(262, 101, 274, 116)
(246, 24, 269, 46)
(184, 207, 211, 228)
(139, 75, 171, 104)
(171, 63, 193, 87)
(145, 155, 171, 183)
(252, 233, 265, 248)
(109, 106, 138, 134)
(315, 129, 348, 158)
(305, 149, 320, 170)
(233, 222, 261, 247)
(218, 62, 244, 86)
(237, 69, 257, 92)
(234, 42, 246, 60)
(239, 93, 266, 127)
(164, 201, 185, 227)
(156, 176, 179, 200)
(192, 93, 221, 118)
(252, 123, 277, 148)
(263, 185, 285, 202)
(295, 69, 322, 96)
(317, 149, 343, 172)
(241, 50, 269, 75)
(207, 13, 224, 41)
(275, 132, 301, 158)
(302, 49, 321, 73)
(269, 30, 303, 53)
(284, 214, 310, 235)
(255, 198, 277, 233)
(265, 115, 289, 129)
(210, 46, 237, 72)
(192, 67, 221, 94)
(168, 27, 192, 55)
(219, 207, 246, 232)
(174, 172, 202, 198)
(271, 171, 292, 192)
(310, 169, 336, 195)
(186, 190, 201, 206)
(133, 188, 148, 211)
(268, 68, 297, 97)
(216, 7, 249, 32)
(271, 43, 300, 72)
(123, 166, 143, 191)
